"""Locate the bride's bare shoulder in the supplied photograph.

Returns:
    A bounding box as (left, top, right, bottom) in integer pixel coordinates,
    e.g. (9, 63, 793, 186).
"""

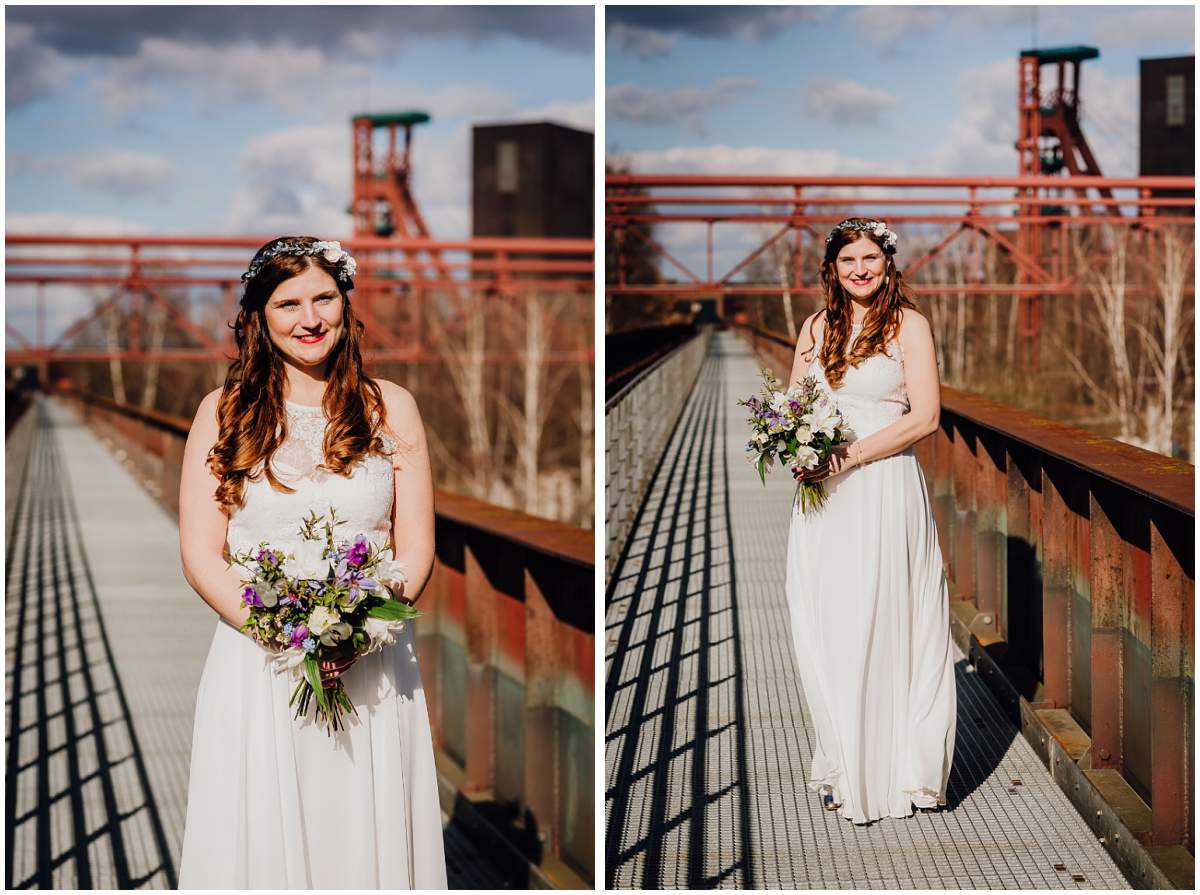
(897, 308, 933, 341)
(372, 379, 422, 432)
(796, 310, 827, 357)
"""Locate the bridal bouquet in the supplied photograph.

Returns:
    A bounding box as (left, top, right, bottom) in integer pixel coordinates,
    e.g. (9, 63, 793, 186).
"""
(228, 508, 420, 734)
(738, 369, 851, 513)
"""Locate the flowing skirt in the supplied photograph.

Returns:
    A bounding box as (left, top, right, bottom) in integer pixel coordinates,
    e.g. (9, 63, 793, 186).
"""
(178, 621, 448, 888)
(785, 448, 956, 824)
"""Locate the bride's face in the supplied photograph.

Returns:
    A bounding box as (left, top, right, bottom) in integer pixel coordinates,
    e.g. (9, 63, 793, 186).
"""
(835, 236, 887, 300)
(263, 264, 345, 371)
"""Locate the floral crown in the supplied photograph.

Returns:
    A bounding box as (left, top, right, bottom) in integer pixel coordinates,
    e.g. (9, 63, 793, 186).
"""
(241, 239, 358, 285)
(825, 218, 898, 255)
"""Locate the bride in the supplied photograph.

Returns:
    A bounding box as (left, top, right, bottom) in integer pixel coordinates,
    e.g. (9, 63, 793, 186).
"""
(784, 218, 957, 824)
(176, 237, 448, 887)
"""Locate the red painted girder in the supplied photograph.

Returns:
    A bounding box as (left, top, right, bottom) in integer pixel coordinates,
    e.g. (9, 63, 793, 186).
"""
(603, 283, 1186, 297)
(607, 173, 1195, 189)
(608, 213, 1191, 226)
(5, 233, 594, 253)
(606, 194, 1196, 208)
(5, 274, 592, 291)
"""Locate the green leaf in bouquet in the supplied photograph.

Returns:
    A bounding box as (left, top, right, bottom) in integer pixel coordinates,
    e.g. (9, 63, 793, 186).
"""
(756, 454, 767, 485)
(303, 655, 329, 715)
(368, 597, 421, 622)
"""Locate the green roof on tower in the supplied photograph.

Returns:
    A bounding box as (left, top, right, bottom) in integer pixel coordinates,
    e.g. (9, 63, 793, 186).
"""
(352, 111, 432, 127)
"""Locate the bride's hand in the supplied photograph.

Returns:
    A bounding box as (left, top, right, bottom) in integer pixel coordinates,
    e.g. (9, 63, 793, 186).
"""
(793, 459, 831, 483)
(792, 445, 853, 483)
(319, 653, 358, 686)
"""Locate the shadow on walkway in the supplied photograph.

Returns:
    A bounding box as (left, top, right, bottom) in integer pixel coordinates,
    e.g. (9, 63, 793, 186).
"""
(605, 352, 756, 889)
(5, 402, 176, 889)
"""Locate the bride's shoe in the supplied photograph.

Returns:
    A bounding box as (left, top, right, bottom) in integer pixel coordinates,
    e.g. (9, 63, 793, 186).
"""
(818, 785, 841, 811)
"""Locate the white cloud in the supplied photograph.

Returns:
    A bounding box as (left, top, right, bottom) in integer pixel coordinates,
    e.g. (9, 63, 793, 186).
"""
(608, 78, 756, 135)
(843, 6, 941, 45)
(802, 78, 901, 126)
(72, 150, 174, 197)
(620, 144, 882, 176)
(6, 211, 148, 235)
(928, 57, 1138, 177)
(928, 58, 1015, 175)
(502, 98, 595, 132)
(608, 21, 677, 59)
(5, 23, 81, 107)
(1091, 7, 1195, 49)
(89, 37, 360, 123)
(226, 124, 352, 236)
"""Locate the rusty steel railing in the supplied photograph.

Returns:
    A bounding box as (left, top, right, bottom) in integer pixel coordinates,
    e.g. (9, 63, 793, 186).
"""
(605, 329, 710, 577)
(53, 387, 595, 887)
(739, 324, 1194, 886)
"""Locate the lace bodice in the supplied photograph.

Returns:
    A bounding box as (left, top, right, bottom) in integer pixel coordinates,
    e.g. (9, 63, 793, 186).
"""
(811, 323, 909, 439)
(225, 401, 395, 555)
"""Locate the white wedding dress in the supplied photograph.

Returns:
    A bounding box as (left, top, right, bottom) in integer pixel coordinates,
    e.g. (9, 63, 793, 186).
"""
(785, 323, 957, 824)
(178, 400, 447, 888)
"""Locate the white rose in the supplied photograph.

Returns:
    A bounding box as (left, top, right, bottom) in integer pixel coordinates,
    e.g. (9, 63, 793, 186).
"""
(793, 444, 819, 470)
(283, 539, 329, 581)
(307, 605, 339, 637)
(795, 425, 813, 445)
(319, 240, 343, 264)
(872, 223, 886, 237)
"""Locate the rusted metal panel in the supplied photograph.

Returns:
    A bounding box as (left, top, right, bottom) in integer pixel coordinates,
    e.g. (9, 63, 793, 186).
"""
(950, 420, 978, 602)
(1088, 483, 1133, 773)
(974, 430, 1007, 633)
(1149, 504, 1193, 849)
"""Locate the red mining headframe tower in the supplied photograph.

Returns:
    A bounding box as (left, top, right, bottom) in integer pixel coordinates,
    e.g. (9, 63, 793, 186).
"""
(1016, 45, 1116, 365)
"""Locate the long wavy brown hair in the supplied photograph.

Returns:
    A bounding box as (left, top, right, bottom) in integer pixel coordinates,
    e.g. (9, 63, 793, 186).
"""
(812, 225, 917, 389)
(207, 236, 387, 511)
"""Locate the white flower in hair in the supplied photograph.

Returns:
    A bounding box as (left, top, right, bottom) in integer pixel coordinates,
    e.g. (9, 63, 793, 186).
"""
(872, 222, 886, 237)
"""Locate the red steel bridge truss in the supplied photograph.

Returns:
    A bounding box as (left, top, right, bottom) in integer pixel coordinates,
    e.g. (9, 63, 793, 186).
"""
(4, 234, 594, 369)
(606, 173, 1194, 361)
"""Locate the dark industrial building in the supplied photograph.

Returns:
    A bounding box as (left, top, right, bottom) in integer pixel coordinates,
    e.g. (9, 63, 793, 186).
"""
(1139, 55, 1194, 211)
(472, 121, 593, 238)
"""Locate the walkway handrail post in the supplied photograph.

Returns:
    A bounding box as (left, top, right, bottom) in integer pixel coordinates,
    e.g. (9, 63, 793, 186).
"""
(734, 322, 1195, 882)
(50, 386, 596, 887)
(604, 328, 711, 577)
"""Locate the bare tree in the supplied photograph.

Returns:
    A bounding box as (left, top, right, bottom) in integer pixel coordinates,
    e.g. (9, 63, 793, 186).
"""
(1132, 224, 1194, 457)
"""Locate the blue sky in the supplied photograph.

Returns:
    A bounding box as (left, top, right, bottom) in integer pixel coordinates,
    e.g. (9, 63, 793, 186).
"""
(7, 6, 594, 238)
(607, 4, 1195, 177)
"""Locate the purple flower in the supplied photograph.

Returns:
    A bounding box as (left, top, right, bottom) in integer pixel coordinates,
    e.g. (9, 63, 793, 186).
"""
(346, 534, 369, 568)
(290, 624, 310, 648)
(242, 585, 262, 608)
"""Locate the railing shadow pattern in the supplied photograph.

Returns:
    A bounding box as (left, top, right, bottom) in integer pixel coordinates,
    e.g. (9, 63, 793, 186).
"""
(4, 402, 175, 889)
(605, 349, 755, 888)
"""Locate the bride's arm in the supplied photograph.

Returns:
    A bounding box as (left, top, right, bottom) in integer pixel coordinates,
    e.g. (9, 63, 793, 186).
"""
(834, 309, 940, 473)
(380, 381, 435, 604)
(788, 311, 824, 388)
(178, 389, 250, 628)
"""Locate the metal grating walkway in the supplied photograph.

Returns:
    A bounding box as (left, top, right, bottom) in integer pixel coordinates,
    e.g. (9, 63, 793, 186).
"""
(604, 332, 1129, 890)
(4, 397, 508, 889)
